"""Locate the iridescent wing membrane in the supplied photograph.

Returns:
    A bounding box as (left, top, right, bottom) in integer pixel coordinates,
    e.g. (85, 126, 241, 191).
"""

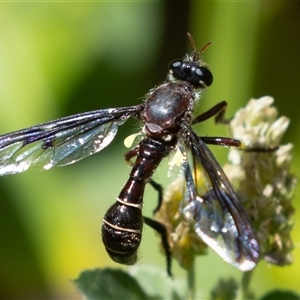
(0, 106, 141, 175)
(181, 131, 259, 271)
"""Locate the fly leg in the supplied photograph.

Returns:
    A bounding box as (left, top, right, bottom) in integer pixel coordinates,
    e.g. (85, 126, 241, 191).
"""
(143, 216, 172, 277)
(192, 101, 278, 152)
(147, 179, 172, 276)
(149, 179, 163, 214)
(124, 145, 140, 166)
(192, 100, 229, 125)
(200, 136, 278, 152)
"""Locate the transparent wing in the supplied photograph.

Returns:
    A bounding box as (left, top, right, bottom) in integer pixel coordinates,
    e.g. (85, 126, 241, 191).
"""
(181, 131, 259, 271)
(0, 106, 141, 175)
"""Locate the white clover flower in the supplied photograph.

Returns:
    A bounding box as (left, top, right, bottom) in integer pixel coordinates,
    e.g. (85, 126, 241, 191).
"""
(224, 96, 296, 266)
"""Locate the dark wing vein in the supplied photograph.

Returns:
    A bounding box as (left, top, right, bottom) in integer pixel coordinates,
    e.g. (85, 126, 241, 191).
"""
(181, 130, 259, 271)
(0, 106, 141, 175)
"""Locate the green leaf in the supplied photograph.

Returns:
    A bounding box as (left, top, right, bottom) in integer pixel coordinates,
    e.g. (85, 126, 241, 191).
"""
(74, 268, 151, 300)
(128, 265, 185, 299)
(260, 290, 300, 300)
(74, 266, 185, 300)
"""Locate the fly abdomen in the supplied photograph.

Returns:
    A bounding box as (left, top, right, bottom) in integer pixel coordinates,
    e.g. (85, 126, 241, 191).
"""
(102, 199, 142, 265)
(102, 138, 176, 266)
(102, 172, 145, 265)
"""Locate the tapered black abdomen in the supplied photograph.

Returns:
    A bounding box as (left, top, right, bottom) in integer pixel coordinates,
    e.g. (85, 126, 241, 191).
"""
(102, 138, 176, 265)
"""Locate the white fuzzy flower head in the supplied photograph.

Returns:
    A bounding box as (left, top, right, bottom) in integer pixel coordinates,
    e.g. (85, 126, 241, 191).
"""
(224, 96, 296, 266)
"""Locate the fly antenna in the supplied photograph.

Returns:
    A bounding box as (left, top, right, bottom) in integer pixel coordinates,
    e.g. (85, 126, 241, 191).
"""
(187, 32, 197, 53)
(199, 41, 212, 54)
(187, 32, 212, 61)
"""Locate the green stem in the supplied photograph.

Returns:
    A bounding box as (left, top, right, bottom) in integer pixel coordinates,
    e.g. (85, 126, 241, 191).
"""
(187, 263, 195, 300)
(236, 271, 254, 299)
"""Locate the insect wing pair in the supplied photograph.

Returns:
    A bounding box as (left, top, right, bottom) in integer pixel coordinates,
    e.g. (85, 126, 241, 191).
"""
(0, 106, 138, 174)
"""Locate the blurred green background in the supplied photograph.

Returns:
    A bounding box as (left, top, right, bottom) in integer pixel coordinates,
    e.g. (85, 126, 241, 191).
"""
(0, 2, 299, 299)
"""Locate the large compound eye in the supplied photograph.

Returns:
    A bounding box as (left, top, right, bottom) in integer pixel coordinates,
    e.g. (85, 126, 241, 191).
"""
(169, 60, 183, 76)
(195, 66, 213, 87)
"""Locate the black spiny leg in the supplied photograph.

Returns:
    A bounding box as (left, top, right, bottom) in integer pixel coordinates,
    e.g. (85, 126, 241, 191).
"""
(149, 179, 163, 214)
(200, 136, 278, 153)
(143, 216, 172, 277)
(143, 178, 172, 276)
(192, 100, 229, 125)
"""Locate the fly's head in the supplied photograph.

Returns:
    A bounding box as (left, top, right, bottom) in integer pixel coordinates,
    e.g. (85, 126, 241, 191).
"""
(168, 33, 213, 89)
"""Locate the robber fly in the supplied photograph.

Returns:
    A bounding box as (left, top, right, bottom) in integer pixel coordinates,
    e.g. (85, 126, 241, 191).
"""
(0, 33, 261, 274)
